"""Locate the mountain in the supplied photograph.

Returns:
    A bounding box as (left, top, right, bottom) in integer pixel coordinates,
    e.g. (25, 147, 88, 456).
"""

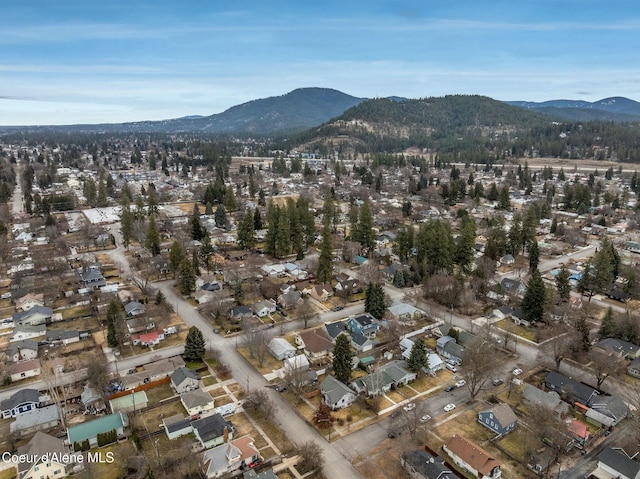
(289, 95, 550, 153)
(506, 97, 640, 122)
(0, 88, 364, 135)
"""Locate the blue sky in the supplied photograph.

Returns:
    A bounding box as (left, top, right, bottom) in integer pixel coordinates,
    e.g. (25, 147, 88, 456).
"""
(2, 0, 640, 125)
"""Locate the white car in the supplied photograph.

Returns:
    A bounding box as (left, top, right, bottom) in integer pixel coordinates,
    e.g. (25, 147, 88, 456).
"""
(455, 380, 466, 388)
(403, 403, 416, 412)
(420, 414, 431, 422)
(444, 403, 456, 412)
(512, 368, 523, 376)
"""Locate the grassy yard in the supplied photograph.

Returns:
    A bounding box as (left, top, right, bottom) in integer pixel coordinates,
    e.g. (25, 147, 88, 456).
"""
(0, 468, 16, 479)
(86, 442, 136, 479)
(494, 319, 538, 342)
(202, 376, 217, 387)
(144, 383, 175, 404)
(59, 304, 92, 320)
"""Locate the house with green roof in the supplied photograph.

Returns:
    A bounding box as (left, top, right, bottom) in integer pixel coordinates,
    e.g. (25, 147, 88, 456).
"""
(67, 412, 126, 450)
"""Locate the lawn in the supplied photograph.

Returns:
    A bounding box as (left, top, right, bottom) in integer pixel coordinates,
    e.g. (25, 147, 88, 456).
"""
(494, 319, 538, 343)
(86, 442, 136, 479)
(202, 376, 218, 387)
(0, 468, 16, 479)
(59, 304, 92, 320)
(144, 383, 175, 404)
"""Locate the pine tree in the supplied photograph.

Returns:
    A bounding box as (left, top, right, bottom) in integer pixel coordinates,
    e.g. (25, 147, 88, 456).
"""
(408, 338, 428, 372)
(555, 266, 571, 302)
(528, 240, 540, 271)
(237, 209, 256, 250)
(106, 299, 124, 349)
(120, 204, 133, 250)
(497, 186, 511, 210)
(184, 326, 206, 361)
(355, 202, 374, 252)
(214, 205, 227, 228)
(192, 249, 201, 276)
(179, 258, 196, 296)
(521, 269, 546, 323)
(599, 307, 616, 339)
(144, 215, 160, 255)
(205, 201, 213, 215)
(365, 283, 386, 320)
(199, 235, 215, 273)
(392, 269, 406, 288)
(316, 223, 333, 283)
(332, 335, 352, 384)
(169, 241, 186, 277)
(253, 207, 263, 230)
(190, 202, 205, 241)
(275, 212, 291, 258)
(455, 214, 476, 273)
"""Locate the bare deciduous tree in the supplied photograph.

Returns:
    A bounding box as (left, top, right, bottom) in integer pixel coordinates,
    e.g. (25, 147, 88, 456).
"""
(589, 350, 619, 388)
(297, 440, 325, 478)
(243, 389, 274, 419)
(297, 294, 318, 329)
(462, 338, 500, 398)
(538, 324, 572, 371)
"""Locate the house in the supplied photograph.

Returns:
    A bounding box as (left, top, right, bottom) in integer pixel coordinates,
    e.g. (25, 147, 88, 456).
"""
(347, 313, 380, 338)
(324, 321, 348, 342)
(67, 412, 126, 450)
(423, 353, 444, 374)
(268, 337, 296, 361)
(310, 283, 333, 302)
(80, 384, 105, 414)
(277, 290, 302, 310)
(628, 358, 640, 378)
(79, 268, 106, 288)
(251, 299, 276, 317)
(436, 336, 464, 364)
(296, 328, 334, 359)
(492, 306, 513, 320)
(125, 316, 155, 334)
(192, 413, 234, 449)
(334, 274, 360, 296)
(201, 435, 260, 478)
(402, 450, 455, 479)
(284, 354, 310, 373)
(500, 277, 526, 297)
(10, 324, 46, 342)
(320, 375, 357, 410)
(606, 288, 631, 303)
(163, 414, 193, 440)
(124, 300, 146, 317)
(12, 306, 53, 326)
(545, 371, 599, 406)
(586, 395, 628, 428)
(45, 329, 80, 346)
(181, 389, 216, 417)
(522, 385, 569, 417)
(109, 391, 148, 414)
(150, 256, 170, 275)
(195, 290, 217, 304)
(388, 301, 423, 321)
(10, 404, 60, 437)
(132, 330, 165, 347)
(351, 361, 416, 396)
(8, 359, 41, 382)
(596, 447, 640, 479)
(596, 338, 640, 359)
(478, 403, 518, 436)
(567, 418, 590, 445)
(8, 339, 39, 362)
(121, 356, 186, 389)
(15, 292, 44, 311)
(383, 262, 405, 280)
(499, 254, 515, 265)
(510, 308, 528, 326)
(171, 367, 201, 393)
(443, 435, 502, 479)
(1, 388, 41, 418)
(350, 332, 373, 353)
(230, 305, 253, 321)
(14, 431, 78, 479)
(380, 360, 417, 386)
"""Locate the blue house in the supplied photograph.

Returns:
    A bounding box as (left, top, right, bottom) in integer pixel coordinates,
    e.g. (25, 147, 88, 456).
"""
(1, 389, 41, 419)
(347, 313, 380, 339)
(478, 403, 518, 436)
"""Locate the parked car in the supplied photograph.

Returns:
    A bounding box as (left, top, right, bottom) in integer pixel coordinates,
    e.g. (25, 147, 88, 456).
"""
(403, 403, 416, 412)
(444, 403, 456, 412)
(445, 363, 458, 373)
(213, 328, 220, 334)
(331, 306, 344, 312)
(512, 368, 523, 376)
(387, 432, 397, 439)
(492, 378, 504, 386)
(275, 385, 287, 392)
(420, 414, 431, 423)
(445, 385, 455, 392)
(455, 380, 466, 388)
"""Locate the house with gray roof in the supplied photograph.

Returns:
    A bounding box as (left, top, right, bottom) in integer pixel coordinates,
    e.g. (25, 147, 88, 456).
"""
(597, 448, 640, 479)
(324, 320, 348, 342)
(350, 331, 373, 353)
(79, 268, 106, 288)
(124, 300, 146, 317)
(192, 413, 234, 449)
(15, 431, 79, 479)
(402, 450, 455, 479)
(201, 435, 260, 478)
(522, 385, 569, 417)
(268, 337, 296, 361)
(436, 336, 464, 364)
(596, 338, 640, 359)
(171, 366, 200, 393)
(1, 388, 41, 418)
(388, 301, 423, 321)
(10, 324, 46, 342)
(163, 414, 192, 440)
(478, 403, 518, 436)
(12, 305, 53, 326)
(320, 375, 356, 410)
(8, 339, 39, 362)
(181, 389, 215, 417)
(586, 395, 628, 428)
(45, 329, 80, 346)
(10, 404, 60, 437)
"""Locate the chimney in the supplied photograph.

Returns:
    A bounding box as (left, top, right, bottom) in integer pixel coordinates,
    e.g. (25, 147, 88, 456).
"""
(223, 426, 229, 443)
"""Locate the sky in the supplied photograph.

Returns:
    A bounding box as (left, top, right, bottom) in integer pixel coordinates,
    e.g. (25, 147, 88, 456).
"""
(2, 0, 640, 126)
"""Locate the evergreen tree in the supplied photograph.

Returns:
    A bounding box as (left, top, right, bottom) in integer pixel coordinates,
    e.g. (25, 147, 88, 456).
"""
(190, 202, 205, 241)
(154, 290, 166, 305)
(199, 235, 215, 273)
(408, 338, 428, 372)
(237, 209, 256, 250)
(574, 315, 591, 352)
(106, 299, 124, 349)
(354, 202, 374, 252)
(120, 204, 133, 250)
(214, 205, 227, 228)
(550, 217, 558, 234)
(205, 201, 213, 215)
(316, 223, 334, 283)
(184, 326, 206, 361)
(364, 283, 386, 320)
(497, 186, 511, 210)
(455, 214, 476, 273)
(264, 202, 278, 256)
(253, 207, 263, 230)
(528, 240, 540, 271)
(224, 185, 236, 211)
(393, 224, 414, 261)
(275, 211, 291, 257)
(520, 269, 546, 323)
(144, 215, 161, 255)
(192, 249, 201, 276)
(332, 335, 352, 384)
(555, 266, 571, 302)
(179, 258, 196, 296)
(392, 269, 406, 288)
(169, 241, 186, 277)
(599, 307, 616, 339)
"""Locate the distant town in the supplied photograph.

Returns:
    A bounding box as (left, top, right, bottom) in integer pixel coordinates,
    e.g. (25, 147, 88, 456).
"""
(0, 135, 639, 479)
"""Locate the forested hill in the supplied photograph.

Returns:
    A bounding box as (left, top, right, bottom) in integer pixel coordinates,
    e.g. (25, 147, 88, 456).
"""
(507, 97, 640, 122)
